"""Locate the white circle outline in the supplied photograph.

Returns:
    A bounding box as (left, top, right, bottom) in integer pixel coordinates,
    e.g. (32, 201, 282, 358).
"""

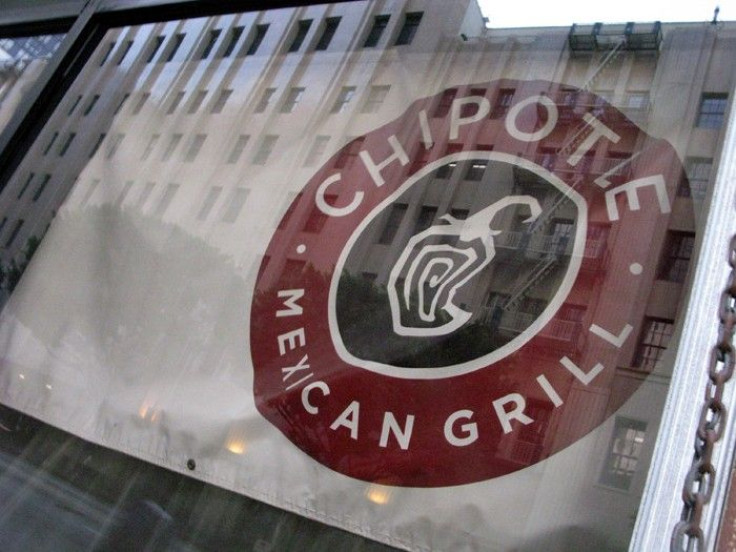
(328, 151, 587, 380)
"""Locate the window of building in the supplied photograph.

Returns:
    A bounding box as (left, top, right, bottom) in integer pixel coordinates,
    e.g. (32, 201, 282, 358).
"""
(255, 87, 276, 113)
(115, 181, 135, 207)
(227, 134, 250, 164)
(141, 134, 160, 160)
(166, 33, 186, 62)
(288, 20, 312, 53)
(599, 417, 647, 490)
(550, 219, 574, 254)
(315, 17, 341, 50)
(197, 186, 223, 221)
(281, 87, 305, 113)
(107, 133, 125, 158)
(67, 95, 83, 115)
(585, 224, 610, 258)
(222, 26, 243, 57)
(154, 183, 180, 216)
(42, 132, 58, 155)
(450, 208, 469, 220)
(625, 91, 650, 110)
(162, 133, 183, 161)
(246, 24, 269, 55)
(17, 173, 35, 200)
(634, 318, 674, 371)
(132, 92, 150, 114)
(395, 12, 423, 46)
(114, 93, 130, 114)
(434, 88, 457, 118)
(99, 41, 115, 66)
(221, 188, 249, 222)
(146, 35, 166, 63)
(378, 203, 408, 244)
(658, 232, 695, 283)
(464, 161, 487, 181)
(32, 174, 51, 202)
(519, 297, 546, 317)
(679, 157, 712, 200)
(187, 90, 208, 113)
(137, 181, 156, 209)
(408, 147, 431, 174)
(435, 144, 463, 178)
(361, 85, 390, 113)
(211, 89, 232, 114)
(304, 135, 330, 166)
(83, 94, 100, 116)
(364, 15, 390, 47)
(302, 195, 335, 233)
(332, 86, 356, 113)
(333, 137, 364, 169)
(116, 40, 134, 65)
(412, 206, 437, 234)
(200, 29, 221, 59)
(81, 179, 102, 207)
(460, 88, 487, 117)
(167, 91, 185, 114)
(696, 93, 728, 128)
(537, 147, 556, 171)
(185, 134, 207, 162)
(491, 88, 515, 118)
(59, 132, 76, 156)
(4, 219, 24, 248)
(89, 133, 105, 158)
(253, 135, 278, 165)
(0, 7, 717, 551)
(436, 161, 457, 179)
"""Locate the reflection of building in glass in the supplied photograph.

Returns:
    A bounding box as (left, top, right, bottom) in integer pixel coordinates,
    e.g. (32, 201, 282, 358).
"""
(0, 2, 732, 549)
(0, 35, 65, 133)
(0, 35, 64, 60)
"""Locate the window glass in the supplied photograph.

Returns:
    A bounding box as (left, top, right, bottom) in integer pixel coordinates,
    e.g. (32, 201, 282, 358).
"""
(0, 5, 727, 552)
(0, 34, 65, 133)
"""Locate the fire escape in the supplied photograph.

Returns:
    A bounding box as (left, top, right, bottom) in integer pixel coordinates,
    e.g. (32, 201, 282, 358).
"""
(501, 22, 662, 313)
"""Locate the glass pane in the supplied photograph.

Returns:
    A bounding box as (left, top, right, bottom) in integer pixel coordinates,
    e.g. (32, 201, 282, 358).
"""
(0, 34, 65, 132)
(0, 5, 727, 551)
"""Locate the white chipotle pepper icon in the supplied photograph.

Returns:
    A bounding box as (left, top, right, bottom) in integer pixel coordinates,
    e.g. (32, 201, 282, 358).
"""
(387, 195, 542, 337)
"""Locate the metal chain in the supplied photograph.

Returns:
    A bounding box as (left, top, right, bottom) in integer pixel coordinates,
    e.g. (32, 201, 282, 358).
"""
(672, 235, 736, 551)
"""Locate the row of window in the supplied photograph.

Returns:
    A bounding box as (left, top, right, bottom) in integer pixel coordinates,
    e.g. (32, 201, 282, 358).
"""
(77, 129, 713, 199)
(146, 83, 386, 118)
(64, 90, 724, 168)
(0, 217, 24, 249)
(40, 130, 106, 160)
(97, 11, 423, 68)
(64, 83, 391, 127)
(435, 87, 729, 130)
(77, 178, 250, 224)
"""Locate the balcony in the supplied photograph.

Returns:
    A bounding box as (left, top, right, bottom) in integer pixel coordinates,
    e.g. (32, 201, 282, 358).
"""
(479, 307, 581, 343)
(568, 21, 662, 52)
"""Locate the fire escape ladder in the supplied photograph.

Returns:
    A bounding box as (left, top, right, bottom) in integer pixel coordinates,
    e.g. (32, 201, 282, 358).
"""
(529, 177, 582, 234)
(503, 258, 557, 311)
(580, 39, 625, 91)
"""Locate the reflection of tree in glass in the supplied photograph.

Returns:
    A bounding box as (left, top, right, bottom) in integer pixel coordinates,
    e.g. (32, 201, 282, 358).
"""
(7, 206, 248, 384)
(336, 271, 504, 368)
(0, 234, 41, 299)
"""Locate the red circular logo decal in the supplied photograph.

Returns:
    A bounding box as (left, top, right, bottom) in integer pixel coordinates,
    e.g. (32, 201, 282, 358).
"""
(251, 79, 691, 487)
